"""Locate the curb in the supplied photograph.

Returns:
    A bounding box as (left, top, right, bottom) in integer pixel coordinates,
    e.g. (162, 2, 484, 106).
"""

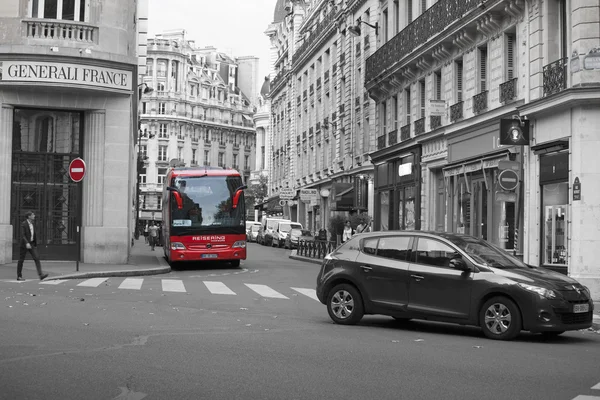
(44, 256, 172, 281)
(593, 314, 600, 331)
(288, 251, 323, 265)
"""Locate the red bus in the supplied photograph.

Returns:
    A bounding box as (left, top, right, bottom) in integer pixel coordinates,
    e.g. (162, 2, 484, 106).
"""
(162, 166, 247, 266)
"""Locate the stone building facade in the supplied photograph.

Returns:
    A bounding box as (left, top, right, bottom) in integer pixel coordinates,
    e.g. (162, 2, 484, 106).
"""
(365, 0, 600, 298)
(138, 31, 256, 228)
(0, 0, 146, 264)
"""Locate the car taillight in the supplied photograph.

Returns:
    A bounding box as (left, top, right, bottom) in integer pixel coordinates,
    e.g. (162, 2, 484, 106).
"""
(232, 241, 246, 248)
(170, 242, 186, 250)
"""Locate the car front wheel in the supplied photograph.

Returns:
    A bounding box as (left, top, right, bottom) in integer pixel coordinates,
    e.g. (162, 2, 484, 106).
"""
(479, 296, 522, 340)
(326, 284, 364, 325)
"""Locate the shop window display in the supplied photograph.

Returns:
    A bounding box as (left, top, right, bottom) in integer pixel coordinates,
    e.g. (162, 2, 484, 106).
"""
(542, 183, 568, 266)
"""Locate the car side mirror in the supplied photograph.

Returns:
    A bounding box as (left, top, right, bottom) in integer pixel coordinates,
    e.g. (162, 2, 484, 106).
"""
(166, 186, 183, 210)
(449, 256, 470, 272)
(231, 185, 247, 210)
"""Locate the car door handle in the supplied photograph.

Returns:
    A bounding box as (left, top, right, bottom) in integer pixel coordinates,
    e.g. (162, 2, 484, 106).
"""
(360, 266, 372, 272)
(411, 274, 424, 281)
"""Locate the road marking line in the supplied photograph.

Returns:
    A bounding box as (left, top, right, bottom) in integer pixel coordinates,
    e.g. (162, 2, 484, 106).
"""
(119, 278, 143, 290)
(592, 382, 600, 390)
(162, 279, 186, 292)
(40, 279, 69, 285)
(291, 287, 319, 301)
(77, 278, 108, 287)
(204, 281, 236, 295)
(245, 283, 288, 299)
(571, 396, 600, 399)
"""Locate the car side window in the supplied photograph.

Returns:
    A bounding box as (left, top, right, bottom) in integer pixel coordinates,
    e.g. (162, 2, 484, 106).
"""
(377, 236, 411, 261)
(415, 238, 459, 267)
(362, 238, 379, 255)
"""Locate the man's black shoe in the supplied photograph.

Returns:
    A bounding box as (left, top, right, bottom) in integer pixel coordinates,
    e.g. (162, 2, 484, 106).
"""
(39, 273, 49, 280)
(17, 277, 25, 281)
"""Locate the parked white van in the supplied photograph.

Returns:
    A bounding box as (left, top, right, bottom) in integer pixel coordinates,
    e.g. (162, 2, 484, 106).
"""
(272, 221, 303, 248)
(260, 217, 290, 246)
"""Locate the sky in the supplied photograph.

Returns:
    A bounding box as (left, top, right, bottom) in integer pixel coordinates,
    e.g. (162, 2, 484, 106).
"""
(147, 0, 279, 81)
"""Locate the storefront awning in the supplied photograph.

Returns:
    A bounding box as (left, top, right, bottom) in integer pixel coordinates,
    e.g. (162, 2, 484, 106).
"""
(330, 182, 354, 211)
(442, 152, 510, 192)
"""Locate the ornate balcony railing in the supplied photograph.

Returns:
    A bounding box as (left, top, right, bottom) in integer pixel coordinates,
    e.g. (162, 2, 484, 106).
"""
(450, 101, 463, 122)
(292, 8, 341, 65)
(414, 118, 426, 135)
(388, 129, 398, 145)
(270, 69, 286, 91)
(400, 124, 411, 141)
(499, 78, 518, 103)
(365, 0, 481, 84)
(473, 91, 488, 115)
(377, 135, 386, 150)
(543, 58, 568, 97)
(24, 19, 98, 43)
(430, 115, 442, 130)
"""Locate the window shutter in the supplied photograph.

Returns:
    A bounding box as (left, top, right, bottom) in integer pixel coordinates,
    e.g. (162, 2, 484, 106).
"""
(421, 0, 427, 13)
(420, 80, 426, 118)
(435, 71, 442, 100)
(480, 48, 488, 92)
(507, 34, 515, 80)
(405, 88, 411, 124)
(456, 61, 463, 103)
(407, 0, 413, 23)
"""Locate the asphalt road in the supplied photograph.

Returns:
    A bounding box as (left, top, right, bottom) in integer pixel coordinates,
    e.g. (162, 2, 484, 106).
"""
(1, 243, 599, 400)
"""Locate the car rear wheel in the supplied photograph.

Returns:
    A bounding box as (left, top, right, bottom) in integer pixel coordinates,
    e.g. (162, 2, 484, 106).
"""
(479, 296, 522, 340)
(326, 284, 364, 325)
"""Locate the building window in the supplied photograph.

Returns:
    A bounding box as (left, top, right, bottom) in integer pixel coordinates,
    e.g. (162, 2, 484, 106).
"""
(159, 124, 168, 138)
(505, 33, 516, 80)
(380, 101, 387, 134)
(434, 69, 442, 100)
(157, 82, 165, 92)
(419, 79, 426, 119)
(177, 146, 183, 161)
(232, 154, 238, 169)
(244, 155, 249, 170)
(392, 95, 398, 130)
(157, 61, 167, 77)
(192, 149, 197, 164)
(158, 145, 168, 162)
(146, 60, 154, 76)
(158, 103, 166, 114)
(405, 87, 411, 124)
(157, 168, 167, 185)
(218, 152, 225, 167)
(139, 174, 147, 185)
(140, 145, 147, 159)
(157, 194, 162, 210)
(31, 0, 89, 22)
(204, 150, 210, 166)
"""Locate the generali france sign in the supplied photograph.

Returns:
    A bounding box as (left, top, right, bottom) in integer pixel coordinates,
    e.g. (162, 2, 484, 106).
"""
(0, 61, 132, 91)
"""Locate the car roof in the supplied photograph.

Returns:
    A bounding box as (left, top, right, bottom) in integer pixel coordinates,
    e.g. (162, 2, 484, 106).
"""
(354, 230, 473, 241)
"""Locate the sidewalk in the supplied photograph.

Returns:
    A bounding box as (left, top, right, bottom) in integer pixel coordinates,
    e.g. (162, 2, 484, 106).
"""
(0, 238, 170, 281)
(288, 250, 600, 331)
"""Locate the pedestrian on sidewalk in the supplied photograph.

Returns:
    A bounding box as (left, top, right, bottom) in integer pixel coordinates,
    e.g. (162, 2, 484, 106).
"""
(16, 211, 48, 281)
(144, 224, 149, 244)
(342, 220, 354, 243)
(148, 221, 159, 251)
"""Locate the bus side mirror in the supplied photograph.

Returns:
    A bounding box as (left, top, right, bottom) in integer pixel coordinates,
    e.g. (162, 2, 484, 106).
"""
(231, 185, 247, 209)
(167, 186, 183, 210)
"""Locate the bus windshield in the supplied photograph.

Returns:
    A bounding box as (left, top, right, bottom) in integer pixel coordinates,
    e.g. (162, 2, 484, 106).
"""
(169, 175, 245, 234)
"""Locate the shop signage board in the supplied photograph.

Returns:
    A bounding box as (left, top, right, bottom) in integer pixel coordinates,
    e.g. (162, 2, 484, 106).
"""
(68, 158, 86, 182)
(299, 189, 318, 202)
(498, 169, 519, 191)
(496, 191, 517, 202)
(279, 188, 295, 200)
(0, 61, 132, 91)
(500, 119, 530, 146)
(573, 177, 581, 201)
(498, 160, 521, 172)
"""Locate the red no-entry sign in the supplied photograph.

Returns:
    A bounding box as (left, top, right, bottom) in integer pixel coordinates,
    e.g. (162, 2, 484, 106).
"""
(69, 158, 86, 182)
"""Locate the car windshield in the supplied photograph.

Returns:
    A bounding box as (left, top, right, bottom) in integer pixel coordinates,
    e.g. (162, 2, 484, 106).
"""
(251, 225, 260, 232)
(290, 228, 302, 235)
(446, 235, 531, 269)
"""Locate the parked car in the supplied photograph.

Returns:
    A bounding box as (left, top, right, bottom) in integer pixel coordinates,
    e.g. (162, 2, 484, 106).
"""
(260, 217, 290, 246)
(271, 221, 303, 248)
(316, 231, 594, 341)
(246, 222, 261, 242)
(284, 229, 313, 249)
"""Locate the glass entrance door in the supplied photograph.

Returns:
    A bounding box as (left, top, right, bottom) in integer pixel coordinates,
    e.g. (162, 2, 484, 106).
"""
(11, 109, 83, 260)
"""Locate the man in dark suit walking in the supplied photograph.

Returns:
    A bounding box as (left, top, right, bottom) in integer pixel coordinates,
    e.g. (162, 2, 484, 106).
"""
(17, 211, 48, 281)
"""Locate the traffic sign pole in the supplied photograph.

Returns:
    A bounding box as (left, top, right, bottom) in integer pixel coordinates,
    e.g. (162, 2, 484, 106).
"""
(69, 158, 86, 271)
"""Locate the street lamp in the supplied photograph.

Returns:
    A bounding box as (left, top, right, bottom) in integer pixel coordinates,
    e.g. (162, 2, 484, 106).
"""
(347, 18, 379, 37)
(135, 82, 154, 238)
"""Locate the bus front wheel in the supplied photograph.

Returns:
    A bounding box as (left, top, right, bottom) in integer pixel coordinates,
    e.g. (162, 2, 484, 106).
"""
(231, 260, 240, 268)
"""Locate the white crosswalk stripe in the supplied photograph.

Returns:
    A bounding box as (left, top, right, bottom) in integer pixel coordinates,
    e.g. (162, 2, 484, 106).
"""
(592, 383, 600, 390)
(118, 278, 143, 290)
(77, 278, 109, 287)
(204, 281, 236, 295)
(291, 287, 319, 301)
(571, 396, 600, 399)
(161, 279, 186, 292)
(245, 283, 288, 299)
(40, 279, 69, 285)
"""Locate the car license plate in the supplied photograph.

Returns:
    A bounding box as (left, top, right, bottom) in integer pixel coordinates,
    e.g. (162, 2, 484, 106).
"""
(202, 254, 218, 259)
(573, 303, 589, 313)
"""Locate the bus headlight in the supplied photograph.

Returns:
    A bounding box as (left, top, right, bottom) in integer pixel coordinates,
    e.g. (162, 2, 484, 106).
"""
(170, 242, 186, 250)
(232, 241, 246, 249)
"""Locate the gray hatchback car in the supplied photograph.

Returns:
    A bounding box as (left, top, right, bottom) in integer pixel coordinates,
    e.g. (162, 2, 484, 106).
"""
(316, 231, 594, 340)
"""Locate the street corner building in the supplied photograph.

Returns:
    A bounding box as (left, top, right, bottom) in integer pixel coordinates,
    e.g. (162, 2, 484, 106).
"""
(0, 0, 147, 264)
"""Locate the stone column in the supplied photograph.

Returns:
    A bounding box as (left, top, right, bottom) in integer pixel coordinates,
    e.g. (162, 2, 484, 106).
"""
(0, 105, 13, 264)
(81, 110, 106, 262)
